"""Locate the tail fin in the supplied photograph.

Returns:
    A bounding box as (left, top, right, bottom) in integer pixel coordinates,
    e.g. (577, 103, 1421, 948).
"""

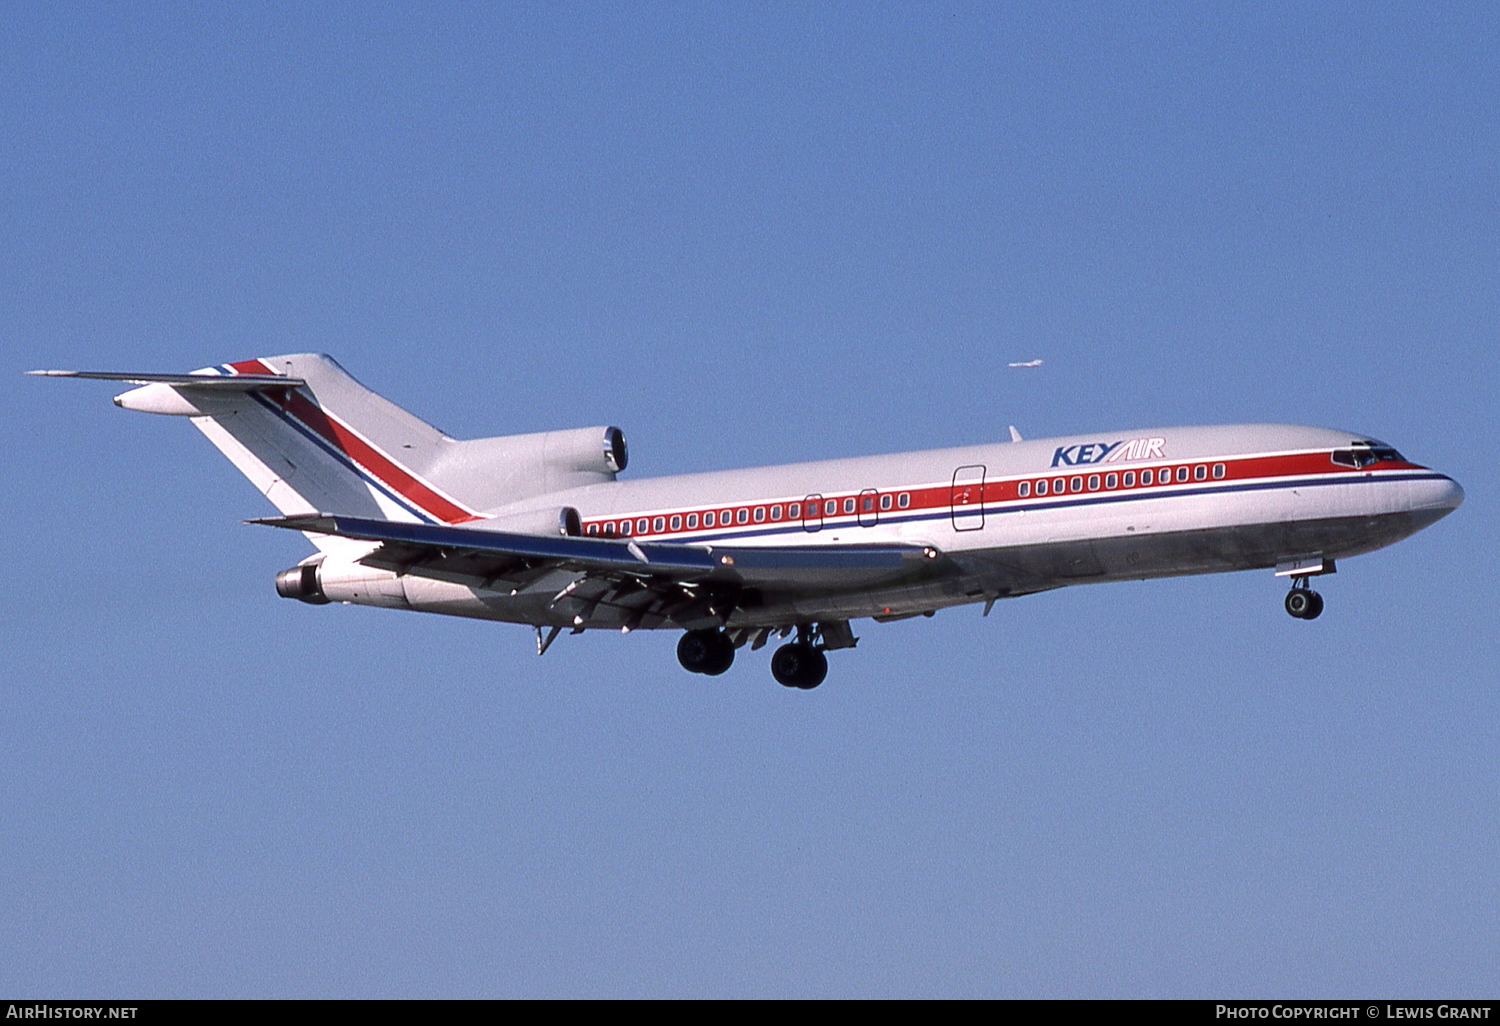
(42, 354, 626, 547)
(176, 355, 476, 529)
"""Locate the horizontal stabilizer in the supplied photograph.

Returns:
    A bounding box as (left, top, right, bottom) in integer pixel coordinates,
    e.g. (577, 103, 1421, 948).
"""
(27, 370, 305, 388)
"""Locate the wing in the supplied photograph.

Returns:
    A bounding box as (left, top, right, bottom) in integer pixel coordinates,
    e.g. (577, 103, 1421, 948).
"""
(251, 513, 954, 629)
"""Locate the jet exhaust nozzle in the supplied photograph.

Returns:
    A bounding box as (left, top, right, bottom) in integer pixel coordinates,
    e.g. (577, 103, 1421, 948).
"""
(275, 562, 330, 604)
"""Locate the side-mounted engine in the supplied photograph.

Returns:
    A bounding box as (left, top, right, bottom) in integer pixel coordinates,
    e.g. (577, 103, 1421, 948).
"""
(430, 425, 627, 510)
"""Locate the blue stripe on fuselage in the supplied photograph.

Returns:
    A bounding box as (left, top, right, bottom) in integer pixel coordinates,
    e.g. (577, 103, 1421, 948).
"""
(614, 470, 1447, 546)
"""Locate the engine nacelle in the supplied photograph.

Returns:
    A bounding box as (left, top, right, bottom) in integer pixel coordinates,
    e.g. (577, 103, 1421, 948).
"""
(510, 424, 626, 475)
(479, 504, 582, 537)
(275, 556, 410, 608)
(428, 426, 628, 511)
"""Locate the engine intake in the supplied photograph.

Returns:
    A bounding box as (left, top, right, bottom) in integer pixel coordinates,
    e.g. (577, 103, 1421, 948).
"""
(480, 504, 582, 537)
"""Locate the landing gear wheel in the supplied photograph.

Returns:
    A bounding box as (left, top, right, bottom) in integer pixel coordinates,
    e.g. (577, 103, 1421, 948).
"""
(1284, 589, 1324, 620)
(771, 642, 828, 689)
(1303, 590, 1324, 619)
(678, 629, 735, 675)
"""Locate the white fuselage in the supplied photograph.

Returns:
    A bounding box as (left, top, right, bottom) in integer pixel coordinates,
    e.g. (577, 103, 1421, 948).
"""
(350, 422, 1462, 630)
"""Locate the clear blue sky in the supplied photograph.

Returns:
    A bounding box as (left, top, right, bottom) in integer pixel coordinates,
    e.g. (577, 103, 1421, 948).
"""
(3, 2, 1496, 997)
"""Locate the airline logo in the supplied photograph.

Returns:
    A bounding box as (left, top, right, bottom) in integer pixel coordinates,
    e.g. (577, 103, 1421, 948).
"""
(1051, 437, 1166, 467)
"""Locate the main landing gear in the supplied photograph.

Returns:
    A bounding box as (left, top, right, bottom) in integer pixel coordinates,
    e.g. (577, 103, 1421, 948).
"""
(675, 623, 838, 689)
(676, 628, 735, 676)
(1284, 579, 1325, 620)
(770, 637, 828, 690)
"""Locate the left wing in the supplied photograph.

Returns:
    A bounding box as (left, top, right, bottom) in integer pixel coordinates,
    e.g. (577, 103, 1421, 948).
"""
(251, 513, 950, 594)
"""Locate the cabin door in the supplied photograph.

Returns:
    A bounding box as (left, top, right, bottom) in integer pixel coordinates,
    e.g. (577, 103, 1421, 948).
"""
(951, 465, 986, 531)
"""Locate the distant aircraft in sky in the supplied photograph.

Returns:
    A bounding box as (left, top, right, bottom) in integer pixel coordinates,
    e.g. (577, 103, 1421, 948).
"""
(1008, 359, 1043, 368)
(33, 355, 1463, 689)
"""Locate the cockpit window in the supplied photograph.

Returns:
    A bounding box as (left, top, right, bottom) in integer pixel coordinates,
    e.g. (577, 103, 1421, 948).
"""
(1331, 442, 1405, 468)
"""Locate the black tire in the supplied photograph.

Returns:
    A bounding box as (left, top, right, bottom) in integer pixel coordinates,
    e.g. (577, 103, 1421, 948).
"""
(796, 647, 828, 689)
(1303, 591, 1324, 620)
(770, 643, 807, 687)
(1285, 589, 1324, 619)
(678, 629, 732, 674)
(771, 643, 828, 689)
(703, 634, 735, 676)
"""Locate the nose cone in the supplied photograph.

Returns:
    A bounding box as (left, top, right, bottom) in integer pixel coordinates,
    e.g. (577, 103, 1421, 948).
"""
(1411, 473, 1464, 528)
(1443, 475, 1464, 510)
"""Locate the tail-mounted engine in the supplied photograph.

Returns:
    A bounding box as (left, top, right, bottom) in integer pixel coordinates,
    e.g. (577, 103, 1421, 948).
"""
(274, 556, 410, 608)
(274, 559, 330, 604)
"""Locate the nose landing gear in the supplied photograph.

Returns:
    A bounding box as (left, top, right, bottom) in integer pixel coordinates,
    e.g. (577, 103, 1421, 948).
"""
(1284, 579, 1325, 620)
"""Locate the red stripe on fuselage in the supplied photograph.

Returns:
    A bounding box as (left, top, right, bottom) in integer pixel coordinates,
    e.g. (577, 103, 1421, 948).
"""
(580, 450, 1428, 539)
(227, 358, 477, 524)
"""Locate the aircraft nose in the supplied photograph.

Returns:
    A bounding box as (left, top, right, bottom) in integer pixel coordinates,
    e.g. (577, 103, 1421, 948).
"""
(1399, 472, 1462, 534)
(1437, 475, 1465, 511)
(1417, 473, 1464, 515)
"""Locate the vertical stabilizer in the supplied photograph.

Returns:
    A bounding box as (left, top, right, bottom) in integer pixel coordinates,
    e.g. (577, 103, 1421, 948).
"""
(184, 355, 475, 530)
(53, 354, 626, 549)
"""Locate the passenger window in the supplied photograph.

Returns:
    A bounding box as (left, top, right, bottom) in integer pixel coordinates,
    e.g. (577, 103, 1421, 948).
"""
(721, 509, 732, 524)
(620, 520, 632, 536)
(638, 518, 650, 533)
(1124, 471, 1135, 487)
(897, 493, 910, 508)
(703, 511, 715, 528)
(861, 495, 874, 512)
(736, 508, 749, 524)
(771, 505, 782, 520)
(1088, 475, 1100, 491)
(880, 494, 892, 510)
(1018, 481, 1030, 498)
(1071, 476, 1083, 492)
(586, 523, 599, 535)
(687, 513, 699, 529)
(843, 498, 855, 514)
(1038, 479, 1049, 495)
(653, 517, 665, 532)
(1105, 473, 1117, 489)
(788, 503, 800, 518)
(669, 515, 682, 530)
(1213, 464, 1226, 479)
(1176, 466, 1189, 483)
(1194, 465, 1207, 481)
(826, 500, 838, 516)
(753, 507, 765, 522)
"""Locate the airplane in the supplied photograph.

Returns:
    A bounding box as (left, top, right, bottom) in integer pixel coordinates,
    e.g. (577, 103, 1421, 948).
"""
(1008, 359, 1044, 368)
(32, 354, 1463, 689)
